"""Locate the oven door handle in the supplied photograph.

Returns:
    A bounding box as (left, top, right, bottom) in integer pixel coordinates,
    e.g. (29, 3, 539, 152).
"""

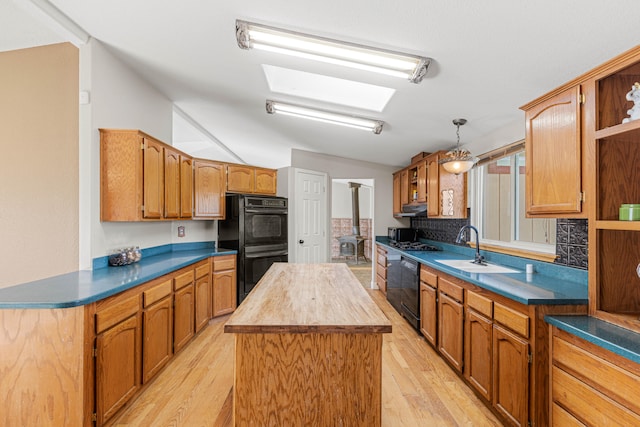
(244, 250, 288, 259)
(244, 209, 288, 214)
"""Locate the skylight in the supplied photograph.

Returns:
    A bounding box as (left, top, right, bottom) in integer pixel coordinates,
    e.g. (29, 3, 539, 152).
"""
(262, 64, 395, 112)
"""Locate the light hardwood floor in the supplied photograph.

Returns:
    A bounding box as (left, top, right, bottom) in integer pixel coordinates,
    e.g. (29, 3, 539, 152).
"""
(113, 289, 503, 426)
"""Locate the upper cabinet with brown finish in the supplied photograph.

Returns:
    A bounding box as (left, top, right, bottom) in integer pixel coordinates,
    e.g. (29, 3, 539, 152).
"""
(226, 163, 277, 195)
(193, 159, 226, 220)
(522, 86, 584, 217)
(100, 129, 192, 221)
(392, 151, 467, 219)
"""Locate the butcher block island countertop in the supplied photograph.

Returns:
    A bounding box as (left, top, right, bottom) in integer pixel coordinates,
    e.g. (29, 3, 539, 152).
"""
(224, 263, 392, 426)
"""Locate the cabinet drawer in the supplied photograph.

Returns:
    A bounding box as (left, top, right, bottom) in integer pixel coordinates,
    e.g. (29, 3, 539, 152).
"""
(195, 262, 210, 279)
(377, 265, 387, 280)
(213, 255, 235, 271)
(553, 335, 640, 416)
(438, 277, 462, 302)
(466, 290, 492, 318)
(552, 366, 640, 426)
(174, 270, 194, 291)
(143, 279, 172, 308)
(552, 402, 586, 426)
(493, 302, 528, 338)
(376, 252, 387, 268)
(96, 295, 139, 334)
(376, 274, 386, 292)
(420, 265, 437, 288)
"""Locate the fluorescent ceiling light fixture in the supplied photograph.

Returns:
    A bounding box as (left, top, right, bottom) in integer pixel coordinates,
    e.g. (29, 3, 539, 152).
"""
(237, 20, 431, 83)
(262, 65, 395, 112)
(266, 100, 384, 134)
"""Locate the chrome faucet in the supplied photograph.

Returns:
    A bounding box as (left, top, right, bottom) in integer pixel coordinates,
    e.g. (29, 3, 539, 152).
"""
(455, 225, 485, 265)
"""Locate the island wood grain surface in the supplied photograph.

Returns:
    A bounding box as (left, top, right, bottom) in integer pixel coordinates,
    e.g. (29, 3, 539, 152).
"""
(224, 262, 392, 334)
(224, 262, 392, 426)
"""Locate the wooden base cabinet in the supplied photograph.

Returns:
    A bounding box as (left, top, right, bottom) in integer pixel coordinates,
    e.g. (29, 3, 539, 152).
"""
(419, 264, 438, 347)
(492, 324, 529, 427)
(550, 327, 640, 426)
(173, 270, 195, 353)
(141, 278, 173, 384)
(94, 295, 141, 426)
(212, 255, 237, 317)
(438, 277, 464, 373)
(194, 260, 212, 332)
(375, 245, 387, 294)
(418, 264, 586, 427)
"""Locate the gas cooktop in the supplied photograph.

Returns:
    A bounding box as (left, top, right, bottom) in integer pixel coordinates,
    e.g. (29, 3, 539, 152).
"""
(389, 241, 441, 251)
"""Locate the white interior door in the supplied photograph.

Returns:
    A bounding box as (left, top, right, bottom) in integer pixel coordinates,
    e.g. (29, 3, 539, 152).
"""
(295, 169, 327, 263)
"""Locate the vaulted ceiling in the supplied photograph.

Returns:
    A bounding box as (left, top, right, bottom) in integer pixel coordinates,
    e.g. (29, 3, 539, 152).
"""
(3, 1, 640, 168)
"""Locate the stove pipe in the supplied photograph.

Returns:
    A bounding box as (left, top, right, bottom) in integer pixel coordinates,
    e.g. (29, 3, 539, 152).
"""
(349, 182, 361, 236)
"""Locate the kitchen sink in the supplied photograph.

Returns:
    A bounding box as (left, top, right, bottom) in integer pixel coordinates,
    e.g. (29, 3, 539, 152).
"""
(435, 259, 518, 274)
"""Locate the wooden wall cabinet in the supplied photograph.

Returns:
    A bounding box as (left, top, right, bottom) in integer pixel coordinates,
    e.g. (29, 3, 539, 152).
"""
(193, 159, 226, 219)
(226, 164, 277, 195)
(212, 255, 237, 317)
(375, 245, 387, 294)
(426, 151, 468, 218)
(100, 129, 194, 221)
(391, 151, 467, 218)
(173, 269, 195, 353)
(194, 260, 212, 332)
(437, 277, 464, 372)
(94, 294, 141, 426)
(141, 278, 173, 384)
(392, 172, 402, 216)
(522, 86, 584, 217)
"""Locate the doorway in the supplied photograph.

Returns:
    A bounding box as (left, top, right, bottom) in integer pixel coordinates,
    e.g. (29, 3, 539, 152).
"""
(331, 179, 374, 288)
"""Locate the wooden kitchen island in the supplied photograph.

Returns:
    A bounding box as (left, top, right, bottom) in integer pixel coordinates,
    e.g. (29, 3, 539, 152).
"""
(224, 263, 392, 426)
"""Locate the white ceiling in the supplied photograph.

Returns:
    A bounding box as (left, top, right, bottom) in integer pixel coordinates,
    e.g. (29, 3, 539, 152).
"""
(3, 0, 640, 169)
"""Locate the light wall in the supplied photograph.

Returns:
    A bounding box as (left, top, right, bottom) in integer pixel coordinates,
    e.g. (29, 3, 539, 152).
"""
(0, 43, 79, 288)
(291, 149, 407, 237)
(332, 181, 372, 219)
(80, 39, 216, 267)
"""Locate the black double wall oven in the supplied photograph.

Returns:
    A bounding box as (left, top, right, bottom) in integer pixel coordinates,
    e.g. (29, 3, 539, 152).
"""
(218, 194, 288, 304)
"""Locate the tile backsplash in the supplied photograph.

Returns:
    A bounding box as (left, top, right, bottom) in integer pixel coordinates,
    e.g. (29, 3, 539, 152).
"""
(411, 216, 588, 270)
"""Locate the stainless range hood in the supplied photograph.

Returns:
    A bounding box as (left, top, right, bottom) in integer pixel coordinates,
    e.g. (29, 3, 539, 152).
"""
(395, 203, 427, 217)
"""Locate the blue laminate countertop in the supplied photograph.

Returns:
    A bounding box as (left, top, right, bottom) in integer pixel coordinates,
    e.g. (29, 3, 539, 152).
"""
(0, 244, 237, 309)
(546, 315, 640, 365)
(376, 237, 587, 306)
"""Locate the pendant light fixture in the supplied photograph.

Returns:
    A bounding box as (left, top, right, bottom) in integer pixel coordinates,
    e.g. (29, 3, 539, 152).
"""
(439, 118, 478, 174)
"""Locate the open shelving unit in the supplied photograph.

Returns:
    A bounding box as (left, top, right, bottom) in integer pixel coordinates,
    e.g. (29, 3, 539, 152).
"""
(592, 54, 640, 332)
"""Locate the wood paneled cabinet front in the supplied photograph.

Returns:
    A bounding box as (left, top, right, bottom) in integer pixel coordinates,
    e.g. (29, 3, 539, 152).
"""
(94, 295, 141, 426)
(392, 172, 402, 216)
(375, 245, 387, 294)
(142, 279, 173, 384)
(212, 255, 237, 317)
(173, 270, 195, 353)
(227, 164, 277, 195)
(522, 85, 583, 217)
(194, 260, 212, 332)
(438, 278, 464, 373)
(193, 159, 226, 219)
(419, 265, 438, 347)
(426, 151, 467, 218)
(100, 129, 194, 221)
(493, 324, 529, 427)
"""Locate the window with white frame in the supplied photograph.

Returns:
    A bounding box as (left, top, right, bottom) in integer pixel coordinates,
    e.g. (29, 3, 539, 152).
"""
(470, 143, 556, 253)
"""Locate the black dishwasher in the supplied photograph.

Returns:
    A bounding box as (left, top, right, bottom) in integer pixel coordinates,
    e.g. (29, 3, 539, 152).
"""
(387, 254, 420, 331)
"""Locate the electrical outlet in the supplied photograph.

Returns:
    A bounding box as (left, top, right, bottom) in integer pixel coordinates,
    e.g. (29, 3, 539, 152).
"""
(178, 226, 185, 237)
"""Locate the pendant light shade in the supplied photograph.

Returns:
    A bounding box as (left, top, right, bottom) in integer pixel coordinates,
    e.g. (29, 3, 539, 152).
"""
(439, 119, 477, 174)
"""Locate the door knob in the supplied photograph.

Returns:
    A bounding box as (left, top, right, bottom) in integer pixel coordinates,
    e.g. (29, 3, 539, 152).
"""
(299, 240, 304, 244)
